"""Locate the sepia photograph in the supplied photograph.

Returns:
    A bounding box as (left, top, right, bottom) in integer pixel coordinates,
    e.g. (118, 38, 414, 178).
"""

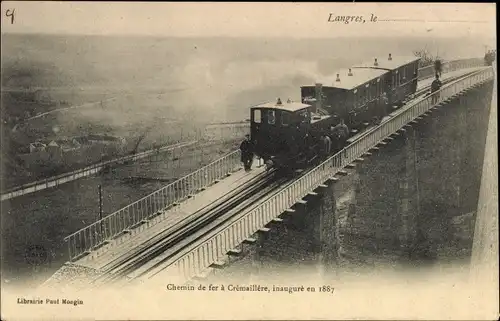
(1, 2, 498, 320)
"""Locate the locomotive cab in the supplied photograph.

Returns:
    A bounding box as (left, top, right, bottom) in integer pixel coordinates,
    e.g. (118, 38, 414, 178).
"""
(250, 98, 313, 169)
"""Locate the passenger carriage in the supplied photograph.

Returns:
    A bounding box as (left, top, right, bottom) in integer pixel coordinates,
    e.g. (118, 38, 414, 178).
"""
(301, 67, 390, 131)
(353, 53, 420, 107)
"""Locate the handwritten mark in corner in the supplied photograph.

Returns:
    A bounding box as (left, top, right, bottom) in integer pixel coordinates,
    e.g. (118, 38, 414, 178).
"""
(5, 8, 15, 24)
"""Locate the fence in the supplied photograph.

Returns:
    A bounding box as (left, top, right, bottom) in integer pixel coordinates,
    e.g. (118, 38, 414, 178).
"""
(417, 57, 485, 81)
(203, 122, 250, 142)
(64, 149, 243, 261)
(1, 141, 198, 201)
(169, 66, 495, 280)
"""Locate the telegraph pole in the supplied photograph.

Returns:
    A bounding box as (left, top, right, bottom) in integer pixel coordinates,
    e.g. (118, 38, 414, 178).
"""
(98, 185, 104, 235)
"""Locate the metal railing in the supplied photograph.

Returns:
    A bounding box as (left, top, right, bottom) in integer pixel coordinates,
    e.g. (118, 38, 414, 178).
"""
(64, 149, 243, 261)
(417, 57, 485, 81)
(1, 140, 198, 201)
(168, 66, 495, 281)
(203, 123, 250, 142)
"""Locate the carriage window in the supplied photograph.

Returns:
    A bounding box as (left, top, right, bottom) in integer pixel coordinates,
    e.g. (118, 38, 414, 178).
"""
(267, 110, 276, 125)
(253, 109, 262, 123)
(281, 112, 290, 126)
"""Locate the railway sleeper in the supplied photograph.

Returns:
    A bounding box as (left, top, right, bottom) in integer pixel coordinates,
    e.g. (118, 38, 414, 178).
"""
(243, 237, 258, 245)
(227, 249, 243, 257)
(272, 217, 284, 223)
(390, 132, 400, 138)
(326, 176, 340, 183)
(337, 170, 349, 176)
(210, 261, 227, 269)
(258, 227, 271, 234)
(296, 199, 308, 205)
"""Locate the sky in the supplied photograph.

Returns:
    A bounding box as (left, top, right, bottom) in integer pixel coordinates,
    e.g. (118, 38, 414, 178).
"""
(0, 2, 496, 41)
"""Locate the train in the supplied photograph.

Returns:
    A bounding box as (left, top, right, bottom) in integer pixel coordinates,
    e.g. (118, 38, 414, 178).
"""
(248, 53, 422, 171)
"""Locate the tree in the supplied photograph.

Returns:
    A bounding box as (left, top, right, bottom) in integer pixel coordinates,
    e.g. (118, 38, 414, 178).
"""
(414, 48, 444, 78)
(413, 49, 434, 68)
(434, 59, 442, 77)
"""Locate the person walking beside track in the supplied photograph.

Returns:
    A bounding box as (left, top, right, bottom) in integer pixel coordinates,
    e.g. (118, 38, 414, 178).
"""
(431, 74, 442, 104)
(240, 134, 254, 171)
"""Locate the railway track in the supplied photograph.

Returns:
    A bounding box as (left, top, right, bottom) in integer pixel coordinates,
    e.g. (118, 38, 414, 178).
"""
(125, 175, 291, 282)
(86, 168, 290, 287)
(81, 67, 484, 288)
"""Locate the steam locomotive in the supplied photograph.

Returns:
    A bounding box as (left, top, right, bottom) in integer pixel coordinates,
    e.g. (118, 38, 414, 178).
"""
(249, 53, 421, 170)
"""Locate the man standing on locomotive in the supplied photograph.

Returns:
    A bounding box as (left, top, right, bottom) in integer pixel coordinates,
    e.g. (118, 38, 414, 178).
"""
(240, 134, 254, 171)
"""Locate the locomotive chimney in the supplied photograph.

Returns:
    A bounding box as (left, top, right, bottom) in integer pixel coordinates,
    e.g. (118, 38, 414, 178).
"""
(276, 97, 282, 105)
(374, 58, 379, 66)
(348, 68, 353, 76)
(335, 73, 341, 82)
(388, 53, 392, 61)
(314, 83, 323, 114)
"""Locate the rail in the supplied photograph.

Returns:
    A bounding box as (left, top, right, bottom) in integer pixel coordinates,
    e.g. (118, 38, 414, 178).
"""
(168, 66, 494, 281)
(64, 149, 244, 261)
(1, 140, 198, 201)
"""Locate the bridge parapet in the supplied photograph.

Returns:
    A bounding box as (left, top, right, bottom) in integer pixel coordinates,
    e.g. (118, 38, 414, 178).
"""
(168, 66, 494, 281)
(418, 57, 485, 81)
(64, 148, 243, 261)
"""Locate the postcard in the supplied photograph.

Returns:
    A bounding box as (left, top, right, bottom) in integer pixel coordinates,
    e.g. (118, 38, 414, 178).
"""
(1, 2, 497, 320)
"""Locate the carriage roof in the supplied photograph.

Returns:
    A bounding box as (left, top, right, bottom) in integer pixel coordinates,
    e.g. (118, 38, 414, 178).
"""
(312, 68, 388, 90)
(253, 100, 311, 112)
(353, 55, 421, 71)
